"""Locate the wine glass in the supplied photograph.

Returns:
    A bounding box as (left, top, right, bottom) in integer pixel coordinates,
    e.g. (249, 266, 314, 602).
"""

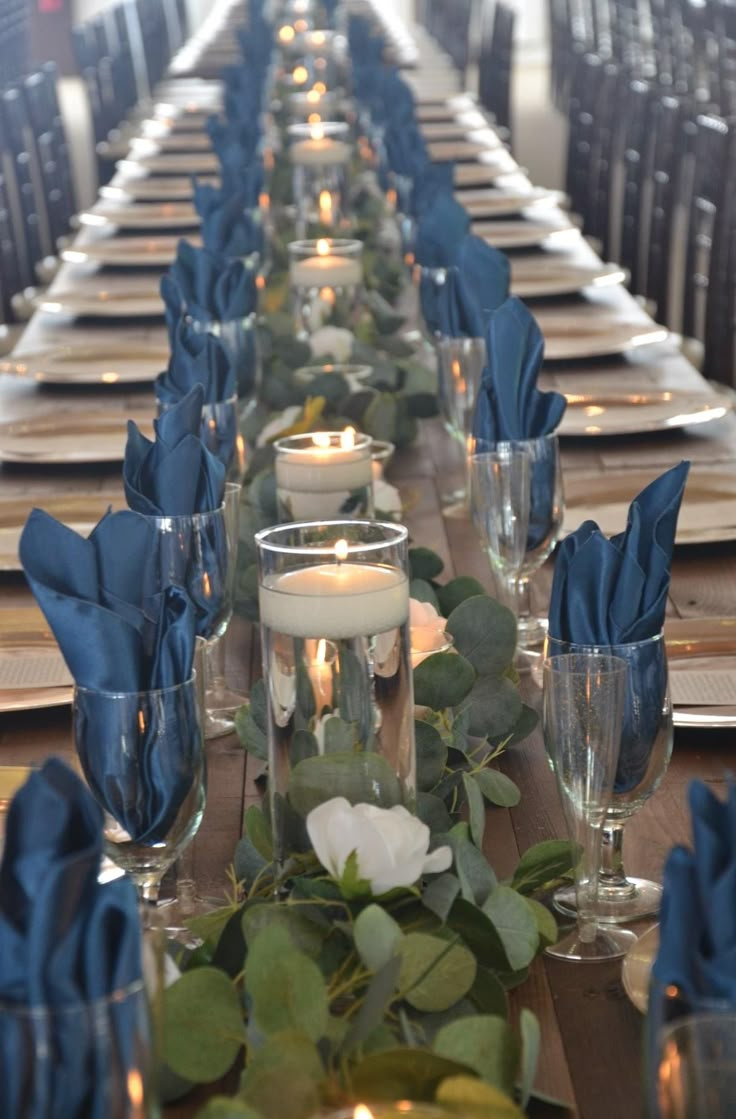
(655, 1014, 736, 1118)
(472, 435, 564, 649)
(73, 678, 206, 906)
(436, 335, 485, 511)
(543, 652, 636, 961)
(470, 445, 531, 608)
(546, 632, 673, 923)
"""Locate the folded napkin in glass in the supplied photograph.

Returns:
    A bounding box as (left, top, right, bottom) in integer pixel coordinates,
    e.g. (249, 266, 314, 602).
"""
(20, 510, 199, 843)
(433, 234, 510, 338)
(193, 179, 265, 260)
(0, 759, 146, 1119)
(548, 461, 689, 792)
(207, 114, 261, 184)
(472, 296, 566, 548)
(415, 192, 471, 268)
(155, 322, 238, 470)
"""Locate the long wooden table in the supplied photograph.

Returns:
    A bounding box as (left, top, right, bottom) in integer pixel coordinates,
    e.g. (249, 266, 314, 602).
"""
(2, 3, 736, 1118)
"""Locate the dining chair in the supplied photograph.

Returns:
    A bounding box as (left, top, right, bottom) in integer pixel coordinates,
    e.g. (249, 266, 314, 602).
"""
(0, 87, 53, 286)
(22, 64, 76, 250)
(610, 76, 652, 291)
(0, 168, 27, 335)
(564, 51, 605, 228)
(477, 0, 515, 142)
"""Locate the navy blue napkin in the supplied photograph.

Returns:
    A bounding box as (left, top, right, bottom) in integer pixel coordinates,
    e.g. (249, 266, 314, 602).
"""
(220, 62, 266, 124)
(193, 180, 265, 260)
(415, 193, 471, 268)
(207, 115, 261, 196)
(436, 235, 510, 337)
(472, 296, 566, 550)
(20, 512, 199, 843)
(162, 241, 258, 333)
(0, 759, 143, 1119)
(411, 162, 455, 218)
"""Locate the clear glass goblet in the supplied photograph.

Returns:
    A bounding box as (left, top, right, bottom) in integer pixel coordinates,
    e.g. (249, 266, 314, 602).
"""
(543, 652, 636, 961)
(470, 445, 531, 607)
(546, 632, 673, 922)
(472, 434, 564, 649)
(655, 1014, 736, 1119)
(73, 678, 206, 907)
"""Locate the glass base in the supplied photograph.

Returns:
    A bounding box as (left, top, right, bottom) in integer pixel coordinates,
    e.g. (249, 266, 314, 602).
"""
(205, 682, 248, 739)
(554, 877, 662, 924)
(546, 924, 637, 961)
(157, 888, 217, 946)
(517, 614, 548, 650)
(442, 494, 469, 518)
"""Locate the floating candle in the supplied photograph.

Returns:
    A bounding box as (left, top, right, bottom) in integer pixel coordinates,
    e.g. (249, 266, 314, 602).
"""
(289, 135, 351, 165)
(290, 237, 362, 288)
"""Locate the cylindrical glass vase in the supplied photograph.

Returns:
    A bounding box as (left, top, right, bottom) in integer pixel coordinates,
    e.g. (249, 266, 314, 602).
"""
(255, 520, 415, 865)
(274, 430, 374, 520)
(287, 122, 352, 234)
(288, 237, 363, 337)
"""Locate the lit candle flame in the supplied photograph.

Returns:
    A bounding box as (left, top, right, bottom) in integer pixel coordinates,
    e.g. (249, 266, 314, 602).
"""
(258, 191, 270, 211)
(319, 189, 333, 224)
(341, 426, 356, 450)
(203, 571, 211, 598)
(127, 1069, 145, 1114)
(313, 81, 327, 94)
(311, 123, 324, 140)
(278, 24, 295, 42)
(308, 112, 322, 124)
(294, 17, 308, 32)
(316, 638, 327, 665)
(316, 238, 330, 256)
(256, 273, 266, 290)
(318, 286, 336, 306)
(334, 538, 349, 562)
(311, 31, 326, 45)
(293, 65, 309, 84)
(312, 431, 332, 448)
(306, 89, 321, 103)
(138, 709, 146, 734)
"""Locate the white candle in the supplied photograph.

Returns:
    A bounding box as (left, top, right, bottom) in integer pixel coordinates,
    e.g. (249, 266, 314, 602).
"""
(276, 431, 372, 493)
(290, 137, 351, 166)
(260, 562, 409, 638)
(290, 250, 362, 287)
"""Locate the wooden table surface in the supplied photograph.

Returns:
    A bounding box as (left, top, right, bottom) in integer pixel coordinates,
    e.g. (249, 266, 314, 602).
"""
(1, 3, 736, 1118)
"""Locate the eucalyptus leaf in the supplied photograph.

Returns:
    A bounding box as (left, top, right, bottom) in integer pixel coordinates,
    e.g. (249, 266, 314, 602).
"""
(287, 752, 403, 816)
(242, 903, 326, 958)
(337, 646, 373, 743)
(323, 714, 356, 753)
(414, 652, 476, 711)
(354, 904, 403, 972)
(422, 873, 461, 922)
(234, 707, 268, 761)
(239, 1030, 324, 1119)
(510, 839, 577, 896)
(448, 827, 497, 907)
(482, 886, 539, 971)
(436, 1074, 525, 1119)
(184, 906, 238, 954)
(194, 1099, 262, 1119)
(363, 392, 398, 441)
(473, 768, 521, 808)
(344, 955, 402, 1051)
(416, 721, 449, 792)
(462, 773, 486, 849)
(410, 578, 440, 611)
(499, 702, 538, 748)
(434, 1015, 519, 1095)
(234, 835, 268, 892)
(211, 906, 248, 978)
(466, 676, 522, 740)
(446, 596, 517, 676)
(437, 577, 486, 617)
(351, 1048, 475, 1100)
(244, 805, 273, 861)
(416, 793, 454, 835)
(524, 896, 558, 949)
(409, 547, 445, 581)
(245, 926, 328, 1041)
(289, 728, 319, 765)
(446, 897, 510, 972)
(296, 663, 316, 722)
(468, 966, 509, 1018)
(518, 1008, 541, 1108)
(163, 968, 245, 1083)
(399, 932, 477, 1012)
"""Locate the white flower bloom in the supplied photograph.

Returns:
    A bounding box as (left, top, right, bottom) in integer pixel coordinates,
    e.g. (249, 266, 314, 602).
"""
(410, 598, 442, 627)
(410, 598, 450, 666)
(373, 478, 403, 517)
(256, 405, 302, 447)
(309, 325, 354, 363)
(306, 797, 452, 895)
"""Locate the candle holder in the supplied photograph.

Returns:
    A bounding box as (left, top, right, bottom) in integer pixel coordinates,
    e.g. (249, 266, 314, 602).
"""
(255, 520, 415, 866)
(288, 237, 363, 337)
(274, 429, 374, 521)
(287, 122, 352, 235)
(287, 88, 339, 122)
(293, 362, 372, 395)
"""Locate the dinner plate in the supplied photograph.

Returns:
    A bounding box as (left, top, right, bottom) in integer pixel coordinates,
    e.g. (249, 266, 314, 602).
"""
(0, 492, 122, 570)
(475, 218, 578, 250)
(564, 469, 736, 545)
(558, 390, 730, 437)
(511, 260, 628, 298)
(35, 291, 163, 318)
(622, 924, 659, 1013)
(78, 202, 199, 230)
(0, 410, 152, 464)
(428, 139, 506, 163)
(0, 607, 72, 712)
(0, 344, 168, 385)
(149, 109, 213, 131)
(456, 188, 561, 218)
(665, 617, 736, 727)
(100, 176, 218, 202)
(128, 132, 212, 153)
(62, 235, 195, 267)
(454, 161, 519, 188)
(117, 151, 220, 175)
(539, 319, 669, 361)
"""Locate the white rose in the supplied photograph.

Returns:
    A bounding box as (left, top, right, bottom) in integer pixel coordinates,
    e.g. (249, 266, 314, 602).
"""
(410, 598, 451, 667)
(373, 478, 403, 518)
(309, 325, 354, 363)
(256, 405, 302, 447)
(306, 796, 452, 895)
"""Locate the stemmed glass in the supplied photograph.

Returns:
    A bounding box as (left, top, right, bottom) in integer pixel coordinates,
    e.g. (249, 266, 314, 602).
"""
(655, 1014, 736, 1118)
(543, 652, 636, 961)
(436, 336, 485, 511)
(73, 678, 207, 907)
(546, 632, 674, 923)
(471, 435, 564, 649)
(470, 445, 531, 603)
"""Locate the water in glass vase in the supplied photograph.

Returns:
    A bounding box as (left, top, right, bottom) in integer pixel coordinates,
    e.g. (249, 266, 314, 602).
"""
(259, 561, 416, 864)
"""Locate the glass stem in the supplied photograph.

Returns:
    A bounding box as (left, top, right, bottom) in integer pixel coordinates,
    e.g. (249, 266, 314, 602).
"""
(575, 820, 603, 944)
(176, 843, 197, 905)
(502, 574, 529, 619)
(137, 878, 161, 906)
(205, 634, 227, 695)
(599, 822, 635, 895)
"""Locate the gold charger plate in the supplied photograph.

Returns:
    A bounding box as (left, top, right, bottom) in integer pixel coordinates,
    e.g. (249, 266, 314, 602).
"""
(101, 176, 217, 202)
(622, 924, 659, 1013)
(454, 162, 517, 188)
(0, 410, 152, 464)
(511, 260, 627, 298)
(475, 217, 578, 250)
(564, 468, 736, 545)
(129, 132, 212, 153)
(0, 492, 124, 571)
(429, 139, 508, 164)
(665, 617, 736, 727)
(79, 201, 199, 230)
(539, 318, 669, 361)
(457, 188, 560, 219)
(62, 234, 198, 267)
(558, 390, 730, 437)
(117, 151, 220, 175)
(0, 606, 72, 713)
(0, 344, 169, 385)
(36, 291, 163, 318)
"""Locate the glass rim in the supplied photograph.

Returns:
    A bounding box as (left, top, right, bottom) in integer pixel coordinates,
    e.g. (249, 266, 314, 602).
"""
(255, 518, 408, 556)
(74, 676, 196, 701)
(546, 631, 665, 653)
(287, 120, 349, 139)
(0, 978, 146, 1017)
(273, 430, 372, 454)
(471, 434, 559, 457)
(293, 362, 372, 379)
(543, 652, 629, 677)
(659, 1010, 736, 1040)
(437, 334, 486, 350)
(287, 238, 363, 254)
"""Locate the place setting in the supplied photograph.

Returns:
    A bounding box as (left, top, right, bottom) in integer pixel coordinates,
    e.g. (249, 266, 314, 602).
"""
(77, 201, 201, 231)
